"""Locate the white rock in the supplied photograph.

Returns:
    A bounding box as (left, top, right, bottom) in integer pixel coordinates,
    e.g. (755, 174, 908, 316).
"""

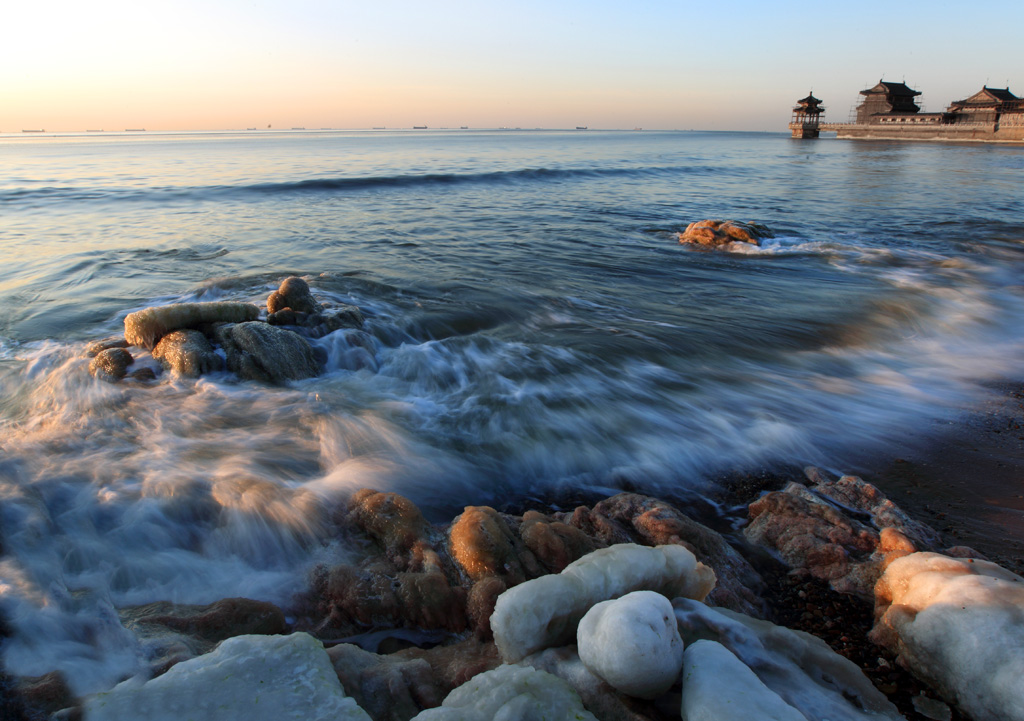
(681, 640, 806, 721)
(577, 590, 682, 699)
(491, 543, 715, 662)
(872, 552, 1024, 721)
(674, 598, 902, 721)
(84, 633, 371, 721)
(409, 664, 598, 721)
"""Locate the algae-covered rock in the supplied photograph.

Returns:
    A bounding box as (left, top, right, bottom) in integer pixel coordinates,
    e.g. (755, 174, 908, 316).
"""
(216, 321, 321, 383)
(267, 276, 321, 315)
(410, 664, 597, 721)
(520, 510, 600, 574)
(678, 220, 772, 247)
(449, 506, 543, 586)
(348, 489, 439, 573)
(84, 633, 371, 721)
(152, 329, 223, 377)
(124, 301, 260, 350)
(328, 643, 441, 721)
(490, 543, 715, 663)
(577, 590, 683, 699)
(871, 552, 1024, 721)
(89, 347, 134, 382)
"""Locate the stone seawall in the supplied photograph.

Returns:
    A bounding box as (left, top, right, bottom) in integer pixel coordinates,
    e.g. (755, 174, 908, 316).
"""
(818, 122, 1024, 143)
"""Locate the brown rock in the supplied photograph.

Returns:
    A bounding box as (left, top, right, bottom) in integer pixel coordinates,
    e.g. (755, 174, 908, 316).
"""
(466, 577, 507, 640)
(395, 637, 501, 695)
(678, 220, 772, 247)
(348, 489, 440, 573)
(124, 597, 287, 644)
(88, 347, 133, 382)
(14, 671, 75, 718)
(85, 337, 129, 357)
(152, 329, 223, 377)
(804, 469, 942, 549)
(267, 276, 321, 315)
(520, 510, 600, 573)
(327, 643, 441, 721)
(215, 321, 321, 383)
(745, 489, 881, 599)
(318, 564, 467, 634)
(448, 506, 543, 586)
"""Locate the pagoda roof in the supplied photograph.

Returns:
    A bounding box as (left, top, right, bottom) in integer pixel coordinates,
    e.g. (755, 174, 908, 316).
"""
(950, 86, 1020, 107)
(860, 80, 921, 97)
(981, 86, 1018, 101)
(796, 93, 823, 105)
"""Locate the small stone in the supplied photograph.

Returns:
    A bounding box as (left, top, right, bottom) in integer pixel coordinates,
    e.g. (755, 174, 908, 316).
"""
(912, 693, 952, 721)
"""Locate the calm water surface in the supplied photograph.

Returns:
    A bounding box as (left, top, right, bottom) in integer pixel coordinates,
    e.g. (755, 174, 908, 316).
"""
(1, 129, 1023, 691)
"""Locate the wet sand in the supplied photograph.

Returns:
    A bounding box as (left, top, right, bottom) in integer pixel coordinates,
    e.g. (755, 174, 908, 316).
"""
(855, 383, 1024, 574)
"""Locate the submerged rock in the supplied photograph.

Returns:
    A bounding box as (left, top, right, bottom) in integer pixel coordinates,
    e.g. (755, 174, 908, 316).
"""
(84, 633, 371, 721)
(490, 543, 715, 663)
(88, 347, 134, 382)
(871, 552, 1024, 721)
(577, 590, 683, 699)
(85, 337, 129, 357)
(152, 329, 223, 377)
(409, 664, 597, 721)
(678, 220, 772, 247)
(216, 321, 321, 383)
(124, 301, 259, 350)
(674, 598, 903, 720)
(267, 276, 321, 315)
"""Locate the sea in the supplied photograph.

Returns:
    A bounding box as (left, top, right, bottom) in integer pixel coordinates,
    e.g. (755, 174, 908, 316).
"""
(1, 128, 1023, 694)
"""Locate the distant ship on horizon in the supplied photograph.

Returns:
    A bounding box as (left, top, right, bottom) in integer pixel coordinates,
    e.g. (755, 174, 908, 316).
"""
(575, 126, 587, 130)
(413, 125, 428, 129)
(22, 129, 45, 133)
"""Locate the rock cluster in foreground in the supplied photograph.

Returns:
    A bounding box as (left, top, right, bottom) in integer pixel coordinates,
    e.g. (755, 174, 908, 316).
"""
(87, 276, 365, 384)
(5, 469, 1023, 721)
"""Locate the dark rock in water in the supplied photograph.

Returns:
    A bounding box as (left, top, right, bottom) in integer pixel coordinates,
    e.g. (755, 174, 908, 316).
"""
(322, 306, 365, 332)
(12, 671, 75, 719)
(678, 219, 773, 247)
(119, 597, 287, 674)
(88, 347, 134, 382)
(127, 367, 158, 382)
(327, 643, 441, 721)
(152, 329, 223, 378)
(267, 276, 320, 315)
(85, 337, 129, 358)
(467, 577, 507, 641)
(216, 321, 321, 383)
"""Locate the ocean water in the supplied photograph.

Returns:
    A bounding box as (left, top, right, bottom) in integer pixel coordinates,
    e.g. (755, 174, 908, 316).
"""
(1, 129, 1023, 693)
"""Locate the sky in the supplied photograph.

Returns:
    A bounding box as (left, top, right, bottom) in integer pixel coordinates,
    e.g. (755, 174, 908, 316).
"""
(2, 0, 1022, 132)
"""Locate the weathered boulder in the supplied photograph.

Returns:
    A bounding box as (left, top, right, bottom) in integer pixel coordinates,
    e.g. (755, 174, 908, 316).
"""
(83, 633, 371, 721)
(394, 637, 502, 697)
(267, 276, 321, 315)
(328, 643, 441, 721)
(448, 506, 544, 586)
(804, 468, 942, 549)
(89, 347, 134, 382)
(870, 552, 1024, 721)
(681, 640, 806, 721)
(316, 563, 467, 635)
(490, 543, 715, 663)
(520, 510, 601, 574)
(744, 486, 881, 599)
(409, 664, 597, 721)
(124, 301, 259, 350)
(348, 489, 441, 573)
(577, 590, 683, 699)
(674, 598, 903, 720)
(678, 220, 773, 247)
(582, 493, 765, 617)
(216, 321, 321, 383)
(152, 329, 223, 377)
